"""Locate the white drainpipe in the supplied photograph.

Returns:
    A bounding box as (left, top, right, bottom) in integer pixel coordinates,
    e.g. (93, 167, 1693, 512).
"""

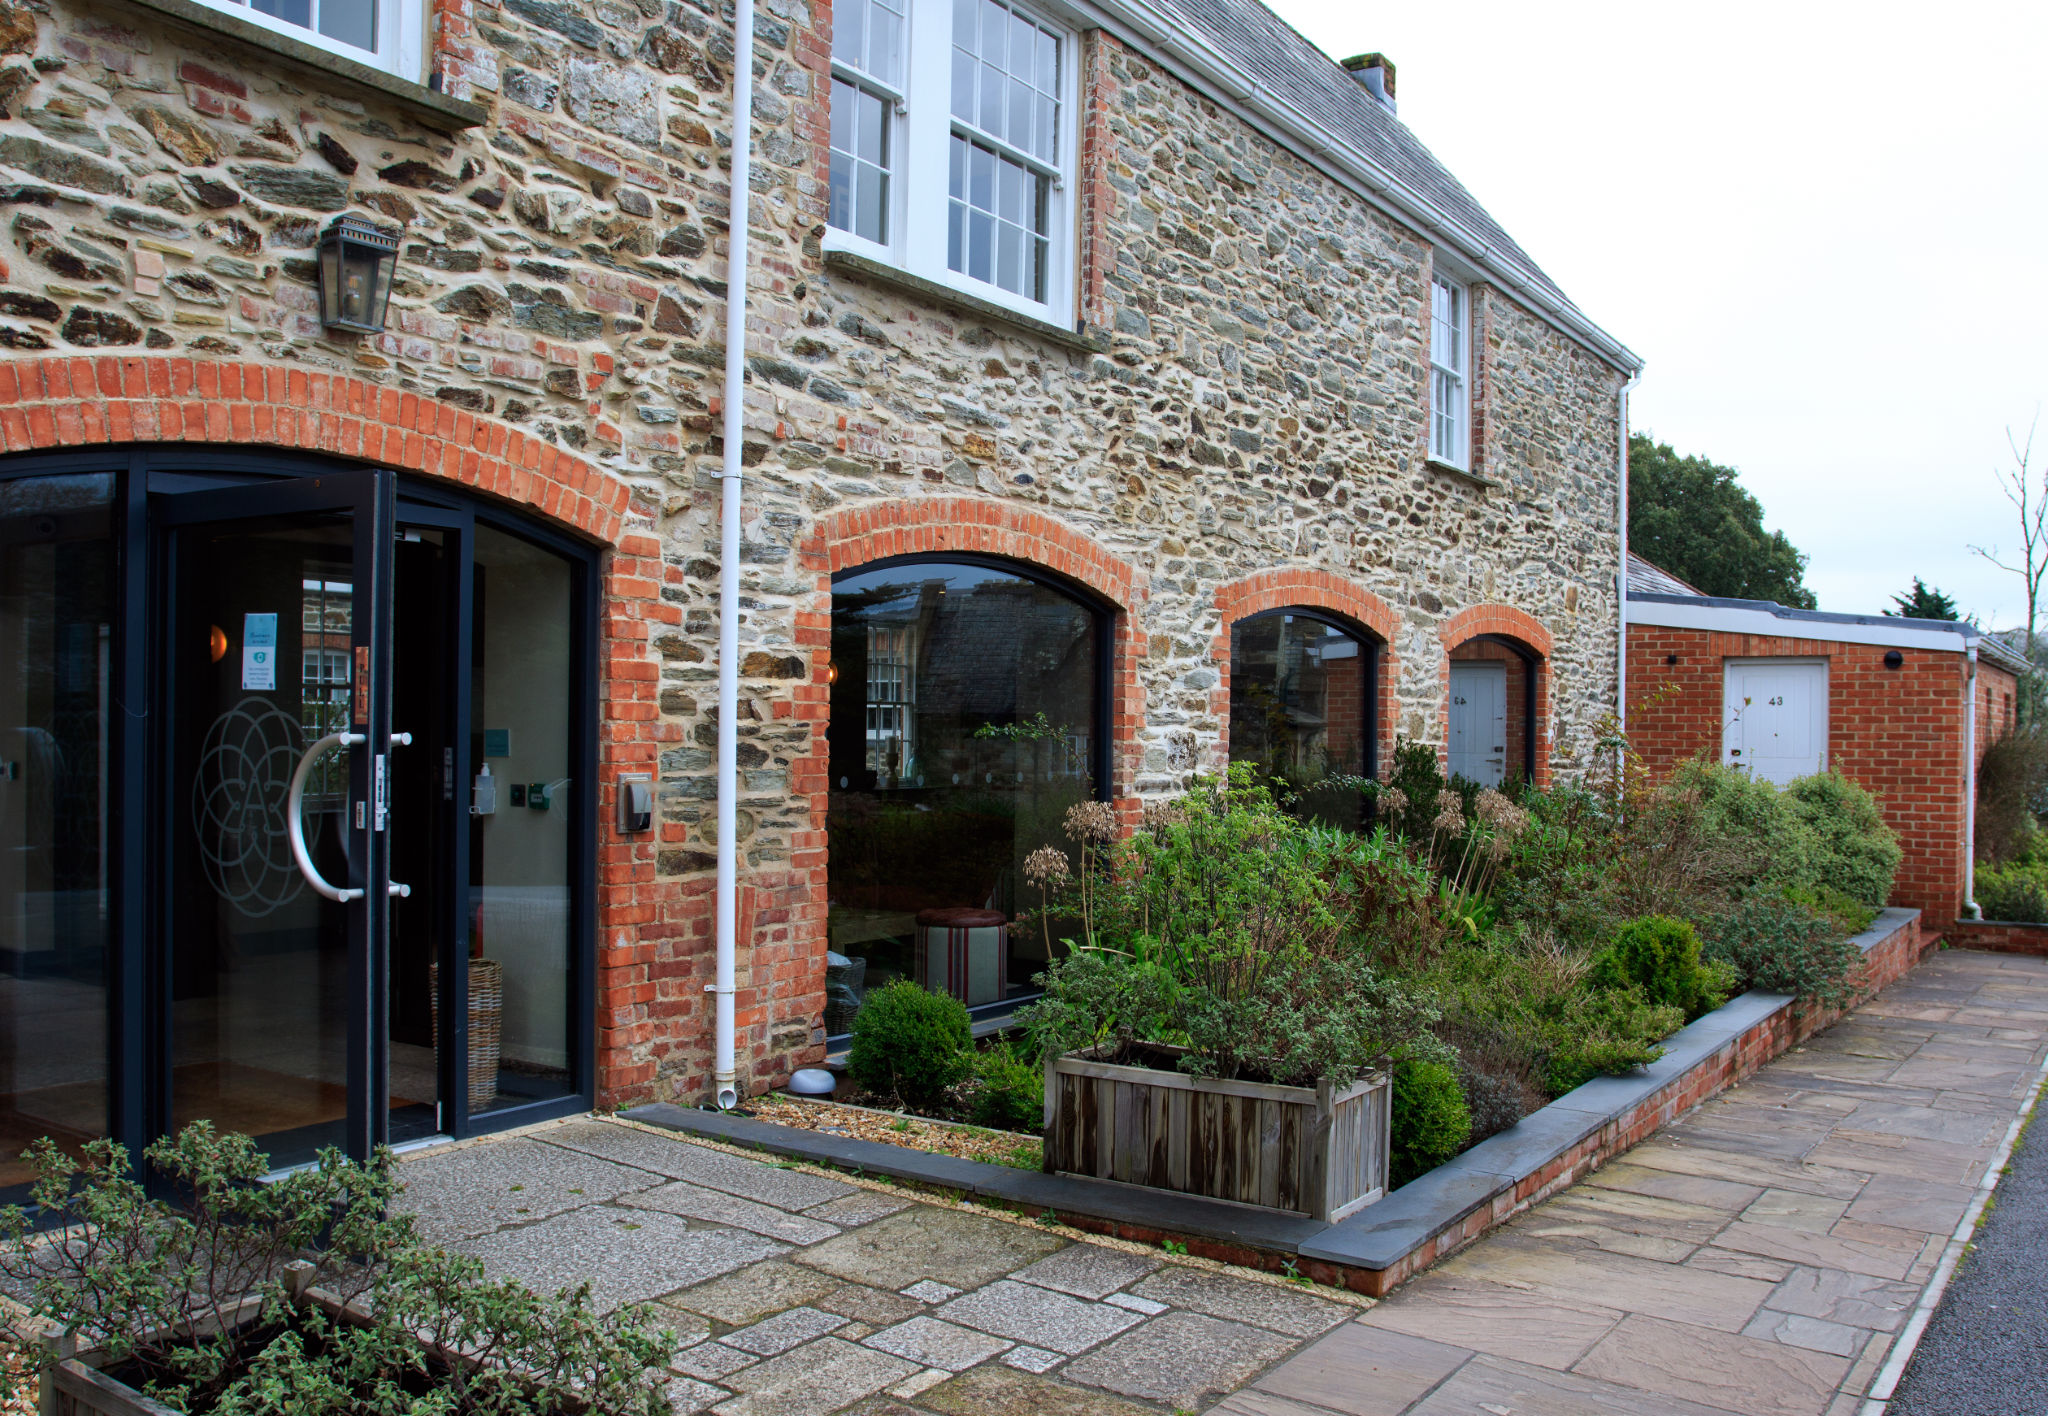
(1616, 374, 1639, 738)
(1964, 641, 1981, 921)
(711, 0, 756, 1112)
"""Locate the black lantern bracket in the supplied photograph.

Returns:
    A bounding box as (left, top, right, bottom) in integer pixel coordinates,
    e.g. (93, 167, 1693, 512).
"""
(317, 215, 401, 336)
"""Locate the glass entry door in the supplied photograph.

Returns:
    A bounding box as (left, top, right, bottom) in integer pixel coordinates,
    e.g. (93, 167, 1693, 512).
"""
(158, 472, 400, 1168)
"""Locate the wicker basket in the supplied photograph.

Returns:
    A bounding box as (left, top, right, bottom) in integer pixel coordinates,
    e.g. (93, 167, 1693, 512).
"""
(429, 958, 504, 1112)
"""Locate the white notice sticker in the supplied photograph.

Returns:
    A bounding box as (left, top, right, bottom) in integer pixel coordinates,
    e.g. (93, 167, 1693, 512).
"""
(241, 612, 277, 691)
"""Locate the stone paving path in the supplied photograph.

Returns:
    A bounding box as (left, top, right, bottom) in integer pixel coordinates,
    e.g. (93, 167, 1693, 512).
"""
(399, 1114, 1366, 1414)
(399, 948, 2048, 1416)
(1215, 947, 2048, 1416)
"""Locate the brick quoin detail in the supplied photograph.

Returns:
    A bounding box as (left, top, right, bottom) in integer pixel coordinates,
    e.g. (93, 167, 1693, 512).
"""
(1212, 569, 1399, 774)
(1439, 603, 1553, 787)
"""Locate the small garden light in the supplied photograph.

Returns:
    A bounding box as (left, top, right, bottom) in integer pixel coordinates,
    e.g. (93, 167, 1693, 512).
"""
(316, 214, 400, 335)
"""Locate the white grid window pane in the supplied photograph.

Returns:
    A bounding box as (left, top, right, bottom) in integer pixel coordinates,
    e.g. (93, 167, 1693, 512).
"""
(829, 77, 890, 244)
(948, 133, 1048, 300)
(1430, 275, 1467, 465)
(834, 0, 905, 86)
(951, 0, 1060, 161)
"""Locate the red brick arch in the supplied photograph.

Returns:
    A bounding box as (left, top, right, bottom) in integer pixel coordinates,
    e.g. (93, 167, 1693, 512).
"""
(1211, 568, 1400, 775)
(1439, 602, 1552, 786)
(795, 494, 1148, 804)
(0, 355, 632, 542)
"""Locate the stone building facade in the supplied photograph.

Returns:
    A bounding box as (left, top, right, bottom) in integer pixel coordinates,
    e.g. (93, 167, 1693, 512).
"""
(0, 0, 1636, 1131)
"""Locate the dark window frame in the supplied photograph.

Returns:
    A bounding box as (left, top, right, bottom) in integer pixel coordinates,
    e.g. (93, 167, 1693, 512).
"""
(1228, 605, 1382, 786)
(0, 445, 602, 1199)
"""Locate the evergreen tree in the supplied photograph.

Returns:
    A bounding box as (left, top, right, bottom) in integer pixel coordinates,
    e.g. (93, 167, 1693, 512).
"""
(1883, 578, 1960, 620)
(1628, 435, 1816, 608)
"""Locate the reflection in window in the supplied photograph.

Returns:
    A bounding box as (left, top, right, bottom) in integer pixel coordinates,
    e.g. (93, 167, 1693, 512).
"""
(827, 560, 1100, 1036)
(1229, 611, 1374, 828)
(299, 570, 353, 802)
(0, 474, 114, 1203)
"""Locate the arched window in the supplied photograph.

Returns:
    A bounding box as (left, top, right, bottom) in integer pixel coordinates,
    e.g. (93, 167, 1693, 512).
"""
(1228, 609, 1377, 826)
(826, 556, 1107, 1037)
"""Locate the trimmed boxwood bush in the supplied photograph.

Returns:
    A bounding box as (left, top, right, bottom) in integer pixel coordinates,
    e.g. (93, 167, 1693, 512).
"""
(1389, 1059, 1471, 1189)
(847, 981, 972, 1105)
(1588, 914, 1733, 1020)
(961, 1042, 1044, 1132)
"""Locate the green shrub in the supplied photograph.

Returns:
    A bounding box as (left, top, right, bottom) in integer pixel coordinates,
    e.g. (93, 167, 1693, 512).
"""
(848, 982, 971, 1105)
(1977, 859, 2048, 923)
(961, 1042, 1044, 1132)
(1389, 1060, 1471, 1188)
(1785, 771, 1901, 907)
(1781, 883, 1879, 936)
(1976, 727, 2048, 865)
(0, 1125, 673, 1415)
(1588, 915, 1734, 1019)
(1698, 897, 1866, 1008)
(1669, 759, 1817, 899)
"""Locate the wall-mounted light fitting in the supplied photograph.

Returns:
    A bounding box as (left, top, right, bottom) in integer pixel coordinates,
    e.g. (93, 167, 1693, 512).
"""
(1665, 653, 1680, 666)
(1883, 650, 1904, 670)
(316, 214, 400, 335)
(825, 661, 838, 684)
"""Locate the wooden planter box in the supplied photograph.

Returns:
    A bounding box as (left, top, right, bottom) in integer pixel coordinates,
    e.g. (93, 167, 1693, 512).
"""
(1043, 1048, 1390, 1222)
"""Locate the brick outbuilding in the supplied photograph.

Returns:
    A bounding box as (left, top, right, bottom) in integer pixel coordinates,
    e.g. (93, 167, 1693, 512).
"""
(1624, 555, 2025, 932)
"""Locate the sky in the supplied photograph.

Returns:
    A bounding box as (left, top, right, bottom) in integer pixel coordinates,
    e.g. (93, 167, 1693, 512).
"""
(1265, 0, 2048, 629)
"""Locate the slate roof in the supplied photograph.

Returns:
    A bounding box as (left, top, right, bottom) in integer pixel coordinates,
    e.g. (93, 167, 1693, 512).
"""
(1165, 0, 1581, 317)
(1626, 552, 1705, 597)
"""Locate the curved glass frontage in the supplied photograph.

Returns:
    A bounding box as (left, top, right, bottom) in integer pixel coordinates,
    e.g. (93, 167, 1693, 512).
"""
(826, 557, 1105, 1037)
(0, 451, 597, 1206)
(1228, 609, 1378, 827)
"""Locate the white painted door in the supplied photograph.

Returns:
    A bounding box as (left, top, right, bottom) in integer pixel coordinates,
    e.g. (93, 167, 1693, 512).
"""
(1448, 662, 1508, 786)
(1722, 660, 1828, 785)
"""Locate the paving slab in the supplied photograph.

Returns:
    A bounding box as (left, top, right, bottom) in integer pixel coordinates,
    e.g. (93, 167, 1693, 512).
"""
(622, 1179, 842, 1245)
(1244, 1323, 1471, 1416)
(396, 1136, 663, 1242)
(1710, 1220, 1916, 1281)
(1841, 1172, 1974, 1235)
(1763, 1265, 1919, 1332)
(543, 1119, 856, 1209)
(1573, 1312, 1851, 1416)
(936, 1278, 1144, 1354)
(1741, 1307, 1869, 1357)
(1007, 1243, 1161, 1300)
(804, 1190, 913, 1227)
(715, 1335, 919, 1415)
(1357, 1273, 1624, 1370)
(817, 1282, 925, 1326)
(1741, 1187, 1853, 1234)
(1403, 1351, 1749, 1416)
(918, 1364, 1162, 1415)
(861, 1315, 1011, 1371)
(1129, 1265, 1350, 1338)
(721, 1306, 848, 1356)
(459, 1204, 784, 1312)
(664, 1259, 846, 1327)
(794, 1207, 1064, 1291)
(1062, 1310, 1294, 1408)
(1429, 1233, 1774, 1333)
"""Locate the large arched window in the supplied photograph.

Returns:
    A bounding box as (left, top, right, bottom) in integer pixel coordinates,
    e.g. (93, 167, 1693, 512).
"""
(826, 556, 1107, 1037)
(1229, 609, 1378, 826)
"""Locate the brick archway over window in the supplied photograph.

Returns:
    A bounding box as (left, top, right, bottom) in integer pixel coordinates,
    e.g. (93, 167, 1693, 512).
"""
(1440, 603, 1552, 787)
(0, 356, 633, 542)
(0, 354, 689, 1108)
(799, 496, 1148, 807)
(1212, 569, 1399, 775)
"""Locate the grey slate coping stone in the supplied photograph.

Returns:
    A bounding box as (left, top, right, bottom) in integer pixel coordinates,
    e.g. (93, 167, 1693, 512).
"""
(629, 910, 1923, 1282)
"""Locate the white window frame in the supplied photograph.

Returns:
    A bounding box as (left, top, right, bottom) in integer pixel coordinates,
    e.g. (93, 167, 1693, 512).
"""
(1429, 271, 1470, 470)
(188, 0, 426, 81)
(825, 0, 1081, 327)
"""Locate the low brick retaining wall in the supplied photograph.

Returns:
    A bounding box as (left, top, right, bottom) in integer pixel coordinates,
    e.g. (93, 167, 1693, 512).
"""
(630, 908, 1930, 1299)
(1943, 918, 2048, 956)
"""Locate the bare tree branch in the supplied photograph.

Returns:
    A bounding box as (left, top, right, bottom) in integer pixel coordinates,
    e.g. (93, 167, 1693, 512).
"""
(1972, 409, 2046, 669)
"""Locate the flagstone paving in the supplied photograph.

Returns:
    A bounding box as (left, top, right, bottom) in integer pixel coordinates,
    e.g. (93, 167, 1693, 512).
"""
(397, 948, 2048, 1415)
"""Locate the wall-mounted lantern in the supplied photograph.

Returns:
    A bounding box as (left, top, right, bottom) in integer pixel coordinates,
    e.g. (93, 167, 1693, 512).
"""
(316, 215, 400, 335)
(1884, 650, 1904, 670)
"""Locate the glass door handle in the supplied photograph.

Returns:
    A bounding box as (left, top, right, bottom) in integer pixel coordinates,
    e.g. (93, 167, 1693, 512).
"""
(288, 730, 366, 903)
(388, 731, 411, 898)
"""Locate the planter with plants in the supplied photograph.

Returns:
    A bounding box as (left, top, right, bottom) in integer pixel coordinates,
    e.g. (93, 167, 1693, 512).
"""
(1016, 780, 1437, 1221)
(0, 1125, 674, 1416)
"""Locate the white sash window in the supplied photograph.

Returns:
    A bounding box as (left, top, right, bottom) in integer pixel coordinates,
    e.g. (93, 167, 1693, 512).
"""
(190, 0, 424, 78)
(1430, 274, 1469, 469)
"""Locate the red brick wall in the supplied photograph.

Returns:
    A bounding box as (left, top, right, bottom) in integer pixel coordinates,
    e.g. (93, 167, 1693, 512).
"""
(1626, 624, 1977, 930)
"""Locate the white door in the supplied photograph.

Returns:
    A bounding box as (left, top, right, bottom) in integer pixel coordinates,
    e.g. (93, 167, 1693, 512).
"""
(1722, 660, 1828, 785)
(1448, 662, 1508, 786)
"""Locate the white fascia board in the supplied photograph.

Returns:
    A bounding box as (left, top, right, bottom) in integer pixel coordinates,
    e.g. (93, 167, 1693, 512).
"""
(1626, 598, 1975, 655)
(1063, 0, 1643, 375)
